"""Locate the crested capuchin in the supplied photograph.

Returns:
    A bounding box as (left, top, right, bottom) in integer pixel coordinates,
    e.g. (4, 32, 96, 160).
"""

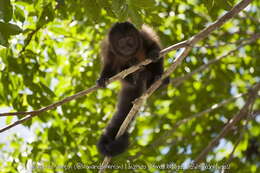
(97, 22, 167, 157)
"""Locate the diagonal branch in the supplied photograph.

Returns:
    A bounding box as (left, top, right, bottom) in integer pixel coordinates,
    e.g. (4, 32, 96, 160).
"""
(99, 0, 253, 172)
(193, 82, 260, 165)
(220, 106, 256, 173)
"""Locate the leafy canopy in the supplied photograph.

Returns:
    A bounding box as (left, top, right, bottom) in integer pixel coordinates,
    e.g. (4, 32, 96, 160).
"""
(0, 0, 259, 173)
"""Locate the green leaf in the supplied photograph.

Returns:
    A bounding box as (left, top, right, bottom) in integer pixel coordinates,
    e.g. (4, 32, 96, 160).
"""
(112, 0, 129, 20)
(40, 82, 56, 98)
(112, 0, 124, 11)
(219, 0, 232, 10)
(0, 32, 8, 47)
(97, 0, 110, 7)
(0, 22, 23, 36)
(130, 0, 156, 9)
(84, 0, 101, 22)
(48, 127, 60, 141)
(203, 0, 214, 11)
(0, 0, 13, 22)
(37, 3, 54, 28)
(0, 22, 22, 47)
(5, 116, 13, 125)
(128, 5, 143, 28)
(14, 5, 25, 23)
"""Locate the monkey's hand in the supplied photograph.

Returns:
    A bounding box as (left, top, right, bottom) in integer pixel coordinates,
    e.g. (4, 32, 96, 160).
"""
(152, 74, 161, 82)
(147, 50, 160, 61)
(97, 77, 108, 88)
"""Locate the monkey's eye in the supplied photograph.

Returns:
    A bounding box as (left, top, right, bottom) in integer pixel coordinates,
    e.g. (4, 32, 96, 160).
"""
(118, 37, 134, 47)
(118, 38, 127, 46)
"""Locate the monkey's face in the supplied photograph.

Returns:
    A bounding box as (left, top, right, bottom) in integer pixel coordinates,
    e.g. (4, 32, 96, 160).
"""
(109, 22, 141, 57)
(117, 36, 136, 55)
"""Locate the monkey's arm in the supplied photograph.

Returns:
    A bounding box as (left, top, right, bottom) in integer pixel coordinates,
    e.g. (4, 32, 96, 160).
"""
(97, 53, 118, 87)
(147, 43, 161, 61)
(140, 27, 161, 61)
(97, 64, 117, 87)
(145, 41, 169, 87)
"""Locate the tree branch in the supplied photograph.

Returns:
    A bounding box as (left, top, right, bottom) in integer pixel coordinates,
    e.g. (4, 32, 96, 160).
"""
(220, 106, 255, 173)
(19, 26, 42, 55)
(193, 82, 260, 165)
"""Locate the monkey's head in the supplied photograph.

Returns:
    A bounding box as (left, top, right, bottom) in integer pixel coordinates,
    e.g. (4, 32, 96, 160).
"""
(109, 22, 142, 57)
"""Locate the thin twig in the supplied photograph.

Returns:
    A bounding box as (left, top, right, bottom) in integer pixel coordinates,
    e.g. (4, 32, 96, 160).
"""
(0, 86, 98, 133)
(194, 33, 259, 48)
(172, 33, 260, 87)
(20, 27, 42, 55)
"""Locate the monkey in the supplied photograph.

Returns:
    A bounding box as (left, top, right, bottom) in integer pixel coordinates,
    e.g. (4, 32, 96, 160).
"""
(97, 22, 167, 157)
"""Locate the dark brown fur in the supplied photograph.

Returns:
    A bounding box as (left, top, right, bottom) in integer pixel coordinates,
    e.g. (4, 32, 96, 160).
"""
(97, 22, 166, 157)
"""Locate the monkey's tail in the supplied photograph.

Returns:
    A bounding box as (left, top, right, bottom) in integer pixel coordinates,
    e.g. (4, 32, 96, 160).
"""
(97, 85, 141, 157)
(97, 132, 129, 157)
